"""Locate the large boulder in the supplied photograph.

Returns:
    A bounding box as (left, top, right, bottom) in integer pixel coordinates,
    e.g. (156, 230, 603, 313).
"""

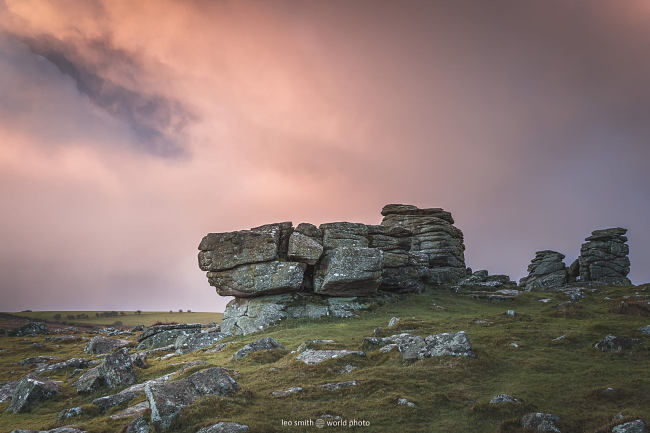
(519, 251, 567, 291)
(232, 337, 286, 359)
(198, 228, 281, 272)
(207, 261, 307, 297)
(145, 367, 239, 430)
(579, 228, 631, 285)
(8, 322, 49, 337)
(380, 204, 466, 284)
(6, 375, 61, 413)
(75, 348, 135, 393)
(313, 247, 383, 296)
(84, 336, 130, 354)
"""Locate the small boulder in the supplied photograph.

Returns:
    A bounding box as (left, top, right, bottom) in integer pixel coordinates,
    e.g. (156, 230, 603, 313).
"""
(638, 325, 650, 335)
(110, 401, 150, 420)
(196, 423, 250, 433)
(6, 375, 61, 413)
(490, 394, 519, 404)
(521, 412, 561, 433)
(612, 419, 647, 433)
(145, 367, 239, 430)
(426, 331, 475, 358)
(84, 336, 130, 354)
(58, 406, 83, 421)
(100, 347, 136, 387)
(388, 317, 400, 327)
(397, 398, 416, 407)
(594, 335, 643, 353)
(233, 337, 286, 359)
(296, 349, 365, 365)
(320, 380, 358, 391)
(272, 386, 303, 397)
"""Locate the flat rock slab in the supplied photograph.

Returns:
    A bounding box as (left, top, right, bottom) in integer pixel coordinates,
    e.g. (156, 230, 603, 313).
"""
(296, 349, 365, 365)
(110, 400, 150, 419)
(196, 423, 250, 433)
(7, 375, 61, 413)
(145, 367, 239, 430)
(233, 337, 286, 359)
(272, 386, 304, 397)
(321, 380, 358, 391)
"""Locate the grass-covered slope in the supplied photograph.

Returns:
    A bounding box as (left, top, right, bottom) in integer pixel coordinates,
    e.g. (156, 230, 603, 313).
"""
(0, 285, 648, 433)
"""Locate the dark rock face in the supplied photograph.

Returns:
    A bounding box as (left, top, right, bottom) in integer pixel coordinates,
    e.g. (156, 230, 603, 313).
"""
(196, 423, 250, 433)
(232, 337, 286, 359)
(6, 375, 61, 413)
(579, 228, 631, 285)
(84, 336, 130, 354)
(520, 251, 568, 291)
(8, 322, 49, 337)
(145, 367, 239, 430)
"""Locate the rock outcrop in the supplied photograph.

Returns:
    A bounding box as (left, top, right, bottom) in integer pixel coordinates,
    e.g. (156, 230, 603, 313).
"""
(84, 336, 130, 354)
(8, 322, 48, 337)
(519, 251, 568, 291)
(6, 375, 60, 413)
(200, 204, 466, 334)
(579, 228, 631, 285)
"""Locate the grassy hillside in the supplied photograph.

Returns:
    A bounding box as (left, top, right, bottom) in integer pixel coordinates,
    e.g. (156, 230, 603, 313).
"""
(10, 311, 223, 328)
(0, 285, 648, 433)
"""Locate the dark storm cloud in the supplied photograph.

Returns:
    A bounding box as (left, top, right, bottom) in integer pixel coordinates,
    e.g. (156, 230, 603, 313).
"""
(18, 33, 195, 157)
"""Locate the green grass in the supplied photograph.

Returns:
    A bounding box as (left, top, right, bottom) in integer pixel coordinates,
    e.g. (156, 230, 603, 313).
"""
(8, 311, 223, 327)
(0, 285, 648, 433)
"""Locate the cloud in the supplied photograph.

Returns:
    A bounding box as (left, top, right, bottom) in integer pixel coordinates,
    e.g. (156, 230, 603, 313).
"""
(1, 0, 650, 312)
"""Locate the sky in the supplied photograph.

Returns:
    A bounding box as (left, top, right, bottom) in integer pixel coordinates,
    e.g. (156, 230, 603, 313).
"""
(1, 0, 649, 312)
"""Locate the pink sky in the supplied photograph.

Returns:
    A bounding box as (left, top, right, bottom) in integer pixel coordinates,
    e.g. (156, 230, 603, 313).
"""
(1, 0, 649, 312)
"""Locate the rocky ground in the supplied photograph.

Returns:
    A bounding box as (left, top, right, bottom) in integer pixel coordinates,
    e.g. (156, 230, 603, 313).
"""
(0, 284, 648, 433)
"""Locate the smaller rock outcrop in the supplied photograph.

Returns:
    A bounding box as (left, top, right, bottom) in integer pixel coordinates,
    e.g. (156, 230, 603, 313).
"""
(579, 228, 631, 285)
(363, 331, 475, 360)
(6, 375, 61, 413)
(457, 270, 516, 290)
(489, 394, 519, 404)
(519, 251, 567, 291)
(296, 349, 365, 365)
(145, 367, 239, 430)
(8, 322, 48, 337)
(612, 419, 647, 433)
(137, 323, 203, 350)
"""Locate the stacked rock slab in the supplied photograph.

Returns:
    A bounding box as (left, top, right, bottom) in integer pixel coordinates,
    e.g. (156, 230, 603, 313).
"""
(579, 228, 631, 285)
(199, 204, 466, 335)
(380, 204, 466, 284)
(519, 251, 568, 291)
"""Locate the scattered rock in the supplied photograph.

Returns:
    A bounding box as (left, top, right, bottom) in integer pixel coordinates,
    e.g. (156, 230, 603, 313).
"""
(612, 419, 647, 433)
(579, 228, 631, 285)
(594, 335, 643, 353)
(562, 287, 584, 301)
(539, 298, 552, 303)
(521, 412, 561, 433)
(233, 337, 287, 359)
(638, 325, 650, 335)
(145, 367, 239, 430)
(75, 348, 135, 392)
(137, 324, 203, 351)
(35, 357, 91, 374)
(388, 317, 400, 327)
(520, 251, 567, 291)
(131, 352, 148, 369)
(58, 406, 83, 421)
(397, 398, 416, 407)
(426, 331, 475, 357)
(457, 270, 516, 290)
(7, 375, 61, 413)
(321, 380, 358, 391)
(205, 342, 233, 353)
(506, 310, 516, 316)
(0, 380, 18, 403)
(132, 324, 146, 332)
(490, 394, 519, 404)
(296, 349, 365, 365)
(84, 336, 130, 354)
(20, 356, 56, 366)
(365, 331, 475, 360)
(8, 322, 49, 337)
(294, 339, 336, 353)
(196, 422, 250, 433)
(272, 386, 303, 397)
